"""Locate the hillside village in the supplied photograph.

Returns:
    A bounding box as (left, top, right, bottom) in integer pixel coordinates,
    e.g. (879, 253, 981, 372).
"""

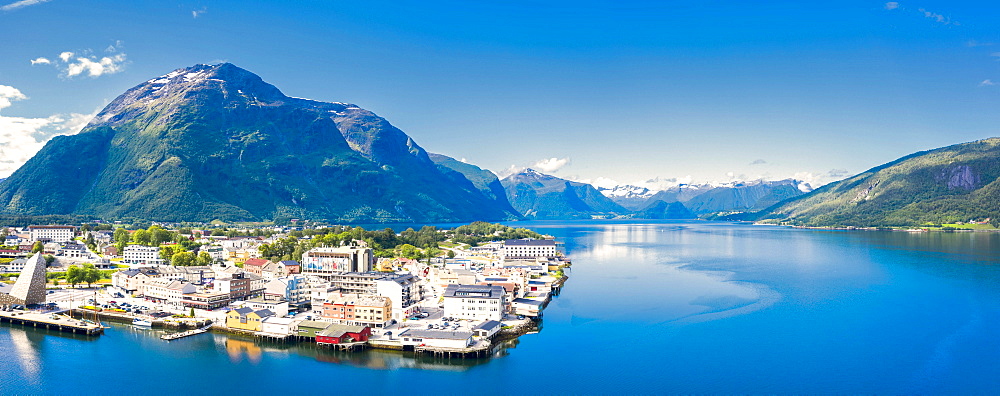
(0, 222, 569, 355)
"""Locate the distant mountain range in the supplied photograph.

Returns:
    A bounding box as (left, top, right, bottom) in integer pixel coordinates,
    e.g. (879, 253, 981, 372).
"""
(0, 63, 520, 223)
(599, 179, 811, 217)
(501, 169, 628, 220)
(762, 138, 1000, 227)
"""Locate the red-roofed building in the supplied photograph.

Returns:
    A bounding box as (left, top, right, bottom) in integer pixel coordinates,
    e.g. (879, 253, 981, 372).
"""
(243, 258, 269, 275)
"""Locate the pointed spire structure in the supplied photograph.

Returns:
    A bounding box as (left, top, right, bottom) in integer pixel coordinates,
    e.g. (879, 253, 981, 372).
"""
(7, 253, 47, 305)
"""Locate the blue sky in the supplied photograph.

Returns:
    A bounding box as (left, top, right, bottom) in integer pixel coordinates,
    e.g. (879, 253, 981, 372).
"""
(1, 1, 999, 189)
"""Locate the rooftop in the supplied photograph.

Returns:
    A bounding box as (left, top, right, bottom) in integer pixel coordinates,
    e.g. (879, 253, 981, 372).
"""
(401, 329, 474, 340)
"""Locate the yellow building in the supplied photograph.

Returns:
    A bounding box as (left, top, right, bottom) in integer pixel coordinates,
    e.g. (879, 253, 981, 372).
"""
(226, 307, 274, 331)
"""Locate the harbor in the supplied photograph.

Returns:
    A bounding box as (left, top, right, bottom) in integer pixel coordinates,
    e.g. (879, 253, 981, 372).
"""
(0, 310, 104, 336)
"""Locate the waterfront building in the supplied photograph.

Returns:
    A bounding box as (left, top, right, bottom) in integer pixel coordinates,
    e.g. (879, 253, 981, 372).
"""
(502, 239, 557, 260)
(316, 324, 371, 345)
(374, 274, 422, 321)
(28, 225, 76, 243)
(263, 275, 309, 307)
(238, 296, 290, 317)
(321, 293, 392, 328)
(397, 329, 473, 349)
(473, 320, 502, 338)
(181, 292, 231, 310)
(511, 298, 544, 317)
(442, 284, 506, 321)
(261, 317, 297, 336)
(0, 253, 47, 306)
(214, 273, 255, 301)
(142, 279, 197, 306)
(226, 307, 274, 332)
(296, 320, 332, 339)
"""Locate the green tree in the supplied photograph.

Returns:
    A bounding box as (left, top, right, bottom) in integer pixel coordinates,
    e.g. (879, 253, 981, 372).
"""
(149, 225, 173, 246)
(80, 263, 101, 288)
(133, 229, 151, 246)
(43, 255, 55, 266)
(66, 265, 81, 288)
(398, 244, 419, 259)
(447, 250, 456, 259)
(31, 241, 44, 253)
(172, 251, 196, 266)
(196, 251, 214, 266)
(189, 307, 195, 317)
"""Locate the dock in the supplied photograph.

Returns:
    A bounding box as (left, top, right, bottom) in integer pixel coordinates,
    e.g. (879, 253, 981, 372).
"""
(0, 310, 104, 336)
(161, 325, 212, 341)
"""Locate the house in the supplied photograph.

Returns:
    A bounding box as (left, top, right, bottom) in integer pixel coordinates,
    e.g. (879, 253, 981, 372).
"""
(443, 284, 506, 321)
(237, 296, 290, 318)
(261, 317, 297, 336)
(112, 268, 161, 294)
(473, 320, 502, 338)
(321, 293, 392, 328)
(511, 298, 544, 317)
(226, 307, 274, 332)
(263, 275, 309, 307)
(397, 329, 473, 349)
(316, 324, 371, 345)
(181, 292, 230, 310)
(242, 258, 268, 276)
(296, 320, 331, 339)
(279, 260, 300, 275)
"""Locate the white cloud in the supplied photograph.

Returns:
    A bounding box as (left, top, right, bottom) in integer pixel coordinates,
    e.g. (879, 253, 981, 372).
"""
(885, 2, 899, 10)
(749, 159, 767, 165)
(0, 0, 51, 11)
(979, 79, 996, 87)
(918, 8, 954, 25)
(0, 85, 28, 110)
(532, 157, 570, 173)
(0, 85, 98, 177)
(66, 53, 126, 77)
(192, 7, 206, 18)
(36, 46, 127, 78)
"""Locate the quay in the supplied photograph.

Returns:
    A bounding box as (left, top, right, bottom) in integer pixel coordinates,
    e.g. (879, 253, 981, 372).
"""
(0, 310, 104, 336)
(161, 325, 212, 341)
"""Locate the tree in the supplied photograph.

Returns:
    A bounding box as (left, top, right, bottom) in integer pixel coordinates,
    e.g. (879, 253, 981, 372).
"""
(189, 307, 195, 317)
(172, 251, 196, 266)
(196, 251, 214, 266)
(66, 265, 81, 288)
(43, 255, 55, 266)
(149, 225, 173, 246)
(80, 263, 101, 288)
(447, 250, 456, 259)
(132, 229, 151, 246)
(160, 245, 179, 264)
(31, 241, 44, 253)
(398, 244, 419, 259)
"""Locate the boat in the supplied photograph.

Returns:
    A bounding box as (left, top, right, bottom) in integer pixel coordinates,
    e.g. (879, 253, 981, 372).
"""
(132, 318, 152, 327)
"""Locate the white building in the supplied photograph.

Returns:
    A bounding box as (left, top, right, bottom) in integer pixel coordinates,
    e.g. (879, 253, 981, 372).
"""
(397, 329, 473, 349)
(123, 245, 164, 265)
(301, 246, 374, 277)
(502, 239, 557, 260)
(442, 284, 506, 321)
(28, 225, 76, 243)
(375, 274, 422, 321)
(261, 317, 297, 336)
(142, 278, 197, 306)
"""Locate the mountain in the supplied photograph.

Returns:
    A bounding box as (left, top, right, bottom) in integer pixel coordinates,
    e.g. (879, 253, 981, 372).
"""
(0, 63, 519, 223)
(501, 169, 628, 219)
(428, 153, 520, 218)
(635, 200, 696, 219)
(762, 138, 1000, 227)
(602, 179, 810, 216)
(679, 179, 809, 215)
(596, 185, 658, 210)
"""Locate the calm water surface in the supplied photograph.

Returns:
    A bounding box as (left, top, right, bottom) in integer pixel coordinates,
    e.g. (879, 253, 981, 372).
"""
(3, 220, 1000, 394)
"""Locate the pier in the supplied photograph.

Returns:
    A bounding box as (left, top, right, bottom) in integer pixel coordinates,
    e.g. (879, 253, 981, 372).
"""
(0, 311, 104, 336)
(160, 325, 213, 341)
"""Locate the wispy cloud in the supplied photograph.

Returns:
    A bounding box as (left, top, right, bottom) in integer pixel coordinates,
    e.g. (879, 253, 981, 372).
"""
(0, 85, 98, 177)
(749, 159, 767, 165)
(979, 79, 995, 87)
(0, 0, 52, 12)
(918, 7, 956, 25)
(34, 43, 128, 78)
(885, 2, 899, 10)
(192, 7, 206, 18)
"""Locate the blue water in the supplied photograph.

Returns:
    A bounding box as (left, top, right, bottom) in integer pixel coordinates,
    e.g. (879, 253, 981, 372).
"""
(3, 220, 1000, 394)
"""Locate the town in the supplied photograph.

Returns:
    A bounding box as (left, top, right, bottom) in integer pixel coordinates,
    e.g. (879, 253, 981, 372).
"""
(0, 222, 569, 357)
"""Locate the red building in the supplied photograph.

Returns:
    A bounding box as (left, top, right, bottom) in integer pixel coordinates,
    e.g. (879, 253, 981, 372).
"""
(243, 258, 268, 275)
(316, 324, 371, 345)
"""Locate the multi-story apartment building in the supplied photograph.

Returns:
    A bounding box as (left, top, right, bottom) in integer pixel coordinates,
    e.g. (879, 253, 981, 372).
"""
(123, 245, 164, 265)
(321, 293, 392, 328)
(502, 239, 557, 260)
(443, 284, 506, 321)
(28, 225, 76, 243)
(301, 246, 374, 278)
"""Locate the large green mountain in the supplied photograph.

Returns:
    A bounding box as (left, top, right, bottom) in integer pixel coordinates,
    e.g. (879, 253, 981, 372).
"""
(762, 138, 1000, 227)
(501, 169, 627, 219)
(0, 63, 520, 223)
(428, 153, 520, 217)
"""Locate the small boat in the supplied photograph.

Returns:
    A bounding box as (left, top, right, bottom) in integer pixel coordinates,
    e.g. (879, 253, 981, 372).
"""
(132, 318, 152, 327)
